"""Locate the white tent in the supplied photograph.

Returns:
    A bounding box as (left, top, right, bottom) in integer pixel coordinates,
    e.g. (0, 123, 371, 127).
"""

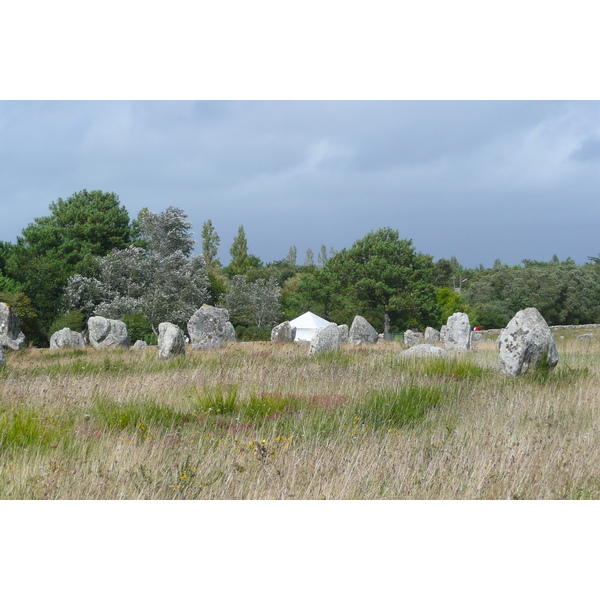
(289, 311, 331, 342)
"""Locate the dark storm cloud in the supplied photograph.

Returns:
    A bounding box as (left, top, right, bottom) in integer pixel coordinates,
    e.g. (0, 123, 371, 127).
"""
(1, 100, 599, 268)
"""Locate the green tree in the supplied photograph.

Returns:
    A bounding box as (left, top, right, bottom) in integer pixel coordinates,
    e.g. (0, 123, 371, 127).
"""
(227, 226, 253, 276)
(3, 190, 131, 343)
(290, 228, 439, 332)
(201, 219, 221, 268)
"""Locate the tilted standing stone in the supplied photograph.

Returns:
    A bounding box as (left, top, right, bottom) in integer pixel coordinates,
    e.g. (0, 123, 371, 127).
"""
(403, 330, 424, 347)
(444, 312, 471, 352)
(309, 322, 340, 355)
(50, 328, 86, 349)
(0, 302, 26, 351)
(271, 321, 296, 343)
(88, 316, 130, 349)
(187, 305, 236, 350)
(158, 322, 185, 359)
(338, 324, 349, 344)
(498, 307, 558, 377)
(424, 327, 440, 342)
(348, 315, 378, 345)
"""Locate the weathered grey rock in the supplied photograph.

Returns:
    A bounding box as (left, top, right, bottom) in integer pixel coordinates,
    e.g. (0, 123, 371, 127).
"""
(444, 312, 471, 352)
(404, 330, 424, 347)
(0, 344, 5, 367)
(338, 324, 349, 344)
(498, 307, 559, 377)
(49, 328, 86, 349)
(158, 322, 185, 359)
(187, 305, 236, 350)
(0, 302, 26, 350)
(577, 333, 594, 341)
(471, 332, 484, 343)
(424, 327, 440, 342)
(271, 321, 296, 344)
(440, 325, 447, 342)
(349, 315, 378, 345)
(402, 344, 449, 358)
(132, 340, 148, 350)
(309, 322, 340, 355)
(88, 316, 130, 349)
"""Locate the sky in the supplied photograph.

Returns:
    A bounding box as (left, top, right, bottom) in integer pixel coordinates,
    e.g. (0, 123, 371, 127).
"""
(1, 99, 599, 268)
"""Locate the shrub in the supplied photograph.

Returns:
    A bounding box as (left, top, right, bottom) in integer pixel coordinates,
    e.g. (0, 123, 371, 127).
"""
(121, 313, 153, 344)
(48, 309, 85, 337)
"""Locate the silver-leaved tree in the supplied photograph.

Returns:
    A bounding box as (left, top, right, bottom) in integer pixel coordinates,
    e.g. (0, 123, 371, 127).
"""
(219, 275, 282, 328)
(64, 207, 209, 332)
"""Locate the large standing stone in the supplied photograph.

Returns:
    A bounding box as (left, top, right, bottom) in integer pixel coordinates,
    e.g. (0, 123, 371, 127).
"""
(338, 324, 349, 344)
(50, 328, 86, 349)
(401, 344, 448, 358)
(444, 312, 471, 352)
(348, 316, 378, 345)
(498, 307, 559, 377)
(0, 302, 26, 350)
(424, 327, 440, 342)
(158, 322, 185, 359)
(309, 322, 340, 355)
(271, 321, 296, 344)
(88, 316, 130, 349)
(403, 330, 424, 347)
(187, 305, 236, 350)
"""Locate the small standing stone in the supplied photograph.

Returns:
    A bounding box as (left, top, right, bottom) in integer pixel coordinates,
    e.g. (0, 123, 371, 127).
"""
(158, 322, 186, 359)
(309, 322, 340, 355)
(132, 340, 149, 350)
(424, 327, 441, 342)
(50, 328, 86, 349)
(88, 316, 130, 349)
(403, 330, 424, 347)
(401, 344, 448, 358)
(498, 307, 559, 377)
(348, 316, 378, 345)
(444, 312, 471, 352)
(188, 305, 235, 350)
(338, 324, 349, 344)
(0, 302, 26, 350)
(271, 321, 296, 344)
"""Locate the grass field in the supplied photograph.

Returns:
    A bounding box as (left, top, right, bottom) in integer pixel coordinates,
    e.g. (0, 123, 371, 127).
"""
(1, 331, 599, 499)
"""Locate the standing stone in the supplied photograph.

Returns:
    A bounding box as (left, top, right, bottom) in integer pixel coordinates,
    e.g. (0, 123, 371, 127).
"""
(132, 340, 149, 350)
(444, 312, 471, 352)
(440, 325, 448, 342)
(348, 315, 378, 345)
(403, 330, 424, 347)
(424, 327, 440, 342)
(401, 344, 449, 358)
(498, 307, 558, 377)
(88, 316, 130, 349)
(271, 321, 296, 344)
(0, 302, 26, 350)
(471, 331, 484, 343)
(338, 324, 349, 344)
(158, 322, 185, 359)
(309, 322, 340, 355)
(187, 305, 236, 350)
(49, 328, 86, 349)
(0, 344, 5, 367)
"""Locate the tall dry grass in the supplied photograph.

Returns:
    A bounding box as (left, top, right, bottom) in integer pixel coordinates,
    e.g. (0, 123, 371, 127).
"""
(1, 332, 599, 499)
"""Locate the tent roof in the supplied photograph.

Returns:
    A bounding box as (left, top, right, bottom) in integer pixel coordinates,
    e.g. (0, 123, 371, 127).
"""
(289, 311, 330, 329)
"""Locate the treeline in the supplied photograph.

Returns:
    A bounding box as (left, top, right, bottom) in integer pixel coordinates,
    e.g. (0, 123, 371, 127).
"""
(1, 190, 599, 347)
